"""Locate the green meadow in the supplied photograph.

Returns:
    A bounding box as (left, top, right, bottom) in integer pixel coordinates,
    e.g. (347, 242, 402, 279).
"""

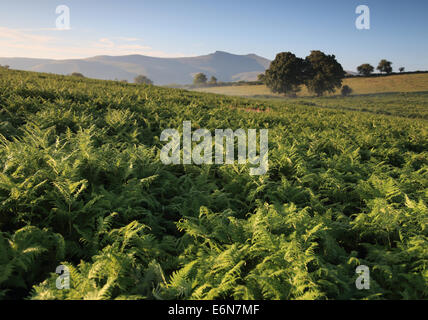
(0, 68, 427, 300)
(195, 73, 428, 98)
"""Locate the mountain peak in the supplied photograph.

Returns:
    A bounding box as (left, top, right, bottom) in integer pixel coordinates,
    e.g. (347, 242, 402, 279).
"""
(213, 50, 232, 56)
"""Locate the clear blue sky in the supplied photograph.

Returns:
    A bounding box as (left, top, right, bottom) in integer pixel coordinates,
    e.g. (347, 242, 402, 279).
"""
(0, 0, 427, 71)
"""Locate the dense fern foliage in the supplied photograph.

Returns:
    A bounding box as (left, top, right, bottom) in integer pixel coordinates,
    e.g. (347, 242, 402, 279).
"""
(0, 69, 427, 300)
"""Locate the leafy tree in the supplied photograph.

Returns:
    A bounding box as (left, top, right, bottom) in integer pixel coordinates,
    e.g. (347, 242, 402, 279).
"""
(357, 64, 374, 76)
(71, 72, 84, 78)
(377, 60, 393, 74)
(193, 73, 207, 85)
(257, 73, 266, 82)
(265, 52, 310, 96)
(304, 50, 345, 96)
(341, 85, 353, 96)
(134, 75, 153, 85)
(399, 67, 405, 73)
(208, 76, 217, 85)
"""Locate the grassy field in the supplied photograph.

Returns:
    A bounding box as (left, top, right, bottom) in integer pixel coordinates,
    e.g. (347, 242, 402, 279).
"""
(0, 68, 427, 300)
(195, 73, 428, 98)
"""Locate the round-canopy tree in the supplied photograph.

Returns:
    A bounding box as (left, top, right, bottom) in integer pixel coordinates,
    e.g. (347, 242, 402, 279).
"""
(208, 76, 217, 85)
(304, 50, 345, 97)
(193, 73, 207, 85)
(377, 60, 393, 74)
(265, 52, 310, 96)
(357, 64, 374, 76)
(134, 75, 153, 85)
(341, 85, 353, 97)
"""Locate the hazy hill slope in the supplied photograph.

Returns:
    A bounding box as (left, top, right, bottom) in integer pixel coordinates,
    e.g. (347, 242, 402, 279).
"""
(0, 57, 53, 70)
(30, 60, 138, 81)
(0, 51, 270, 85)
(175, 51, 271, 81)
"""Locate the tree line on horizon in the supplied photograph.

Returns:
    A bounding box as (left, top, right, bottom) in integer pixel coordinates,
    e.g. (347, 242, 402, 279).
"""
(187, 52, 407, 97)
(357, 60, 405, 76)
(131, 57, 406, 90)
(189, 50, 346, 96)
(257, 55, 405, 97)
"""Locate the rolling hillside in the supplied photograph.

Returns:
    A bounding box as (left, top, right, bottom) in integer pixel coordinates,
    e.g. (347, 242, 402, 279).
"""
(0, 68, 427, 300)
(195, 73, 428, 97)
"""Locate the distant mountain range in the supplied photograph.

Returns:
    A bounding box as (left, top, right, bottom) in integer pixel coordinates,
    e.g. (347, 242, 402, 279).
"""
(0, 51, 358, 85)
(0, 51, 271, 85)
